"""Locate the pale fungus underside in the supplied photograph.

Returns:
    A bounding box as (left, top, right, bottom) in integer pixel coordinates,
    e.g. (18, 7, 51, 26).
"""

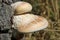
(12, 14, 48, 33)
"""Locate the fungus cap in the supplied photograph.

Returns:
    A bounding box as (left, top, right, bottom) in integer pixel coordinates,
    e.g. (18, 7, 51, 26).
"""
(12, 14, 48, 33)
(11, 1, 32, 14)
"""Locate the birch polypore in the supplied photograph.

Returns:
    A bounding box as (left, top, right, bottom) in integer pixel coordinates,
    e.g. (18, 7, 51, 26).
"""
(12, 14, 48, 33)
(11, 1, 32, 14)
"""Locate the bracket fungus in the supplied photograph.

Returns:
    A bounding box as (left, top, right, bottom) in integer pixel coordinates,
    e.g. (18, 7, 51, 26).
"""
(11, 1, 32, 14)
(11, 1, 48, 33)
(12, 14, 48, 33)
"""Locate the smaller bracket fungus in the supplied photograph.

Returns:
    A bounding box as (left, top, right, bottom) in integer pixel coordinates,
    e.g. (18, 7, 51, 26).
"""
(12, 14, 48, 33)
(11, 1, 32, 14)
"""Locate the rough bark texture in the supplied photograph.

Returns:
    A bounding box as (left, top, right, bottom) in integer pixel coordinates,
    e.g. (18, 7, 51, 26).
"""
(0, 3, 13, 31)
(0, 0, 24, 40)
(0, 33, 11, 40)
(0, 0, 14, 40)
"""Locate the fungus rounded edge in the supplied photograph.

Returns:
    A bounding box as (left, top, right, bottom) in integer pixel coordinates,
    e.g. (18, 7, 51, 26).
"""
(11, 1, 32, 14)
(12, 14, 48, 33)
